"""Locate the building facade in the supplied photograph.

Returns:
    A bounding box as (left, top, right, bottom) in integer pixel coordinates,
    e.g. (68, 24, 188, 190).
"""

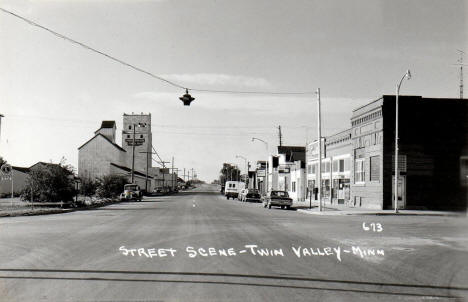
(305, 95, 467, 211)
(350, 95, 468, 210)
(78, 113, 161, 192)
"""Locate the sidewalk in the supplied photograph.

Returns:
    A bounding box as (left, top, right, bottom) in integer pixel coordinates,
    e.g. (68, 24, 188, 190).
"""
(294, 203, 466, 217)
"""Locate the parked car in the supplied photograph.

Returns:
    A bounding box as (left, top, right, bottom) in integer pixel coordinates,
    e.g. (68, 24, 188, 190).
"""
(238, 188, 248, 201)
(224, 181, 245, 200)
(262, 190, 292, 209)
(120, 184, 143, 201)
(243, 189, 261, 202)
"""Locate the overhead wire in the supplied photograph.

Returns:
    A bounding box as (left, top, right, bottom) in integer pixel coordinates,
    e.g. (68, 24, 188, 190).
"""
(0, 7, 316, 96)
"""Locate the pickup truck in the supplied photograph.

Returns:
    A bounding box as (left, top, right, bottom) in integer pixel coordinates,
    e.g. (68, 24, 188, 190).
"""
(262, 190, 293, 210)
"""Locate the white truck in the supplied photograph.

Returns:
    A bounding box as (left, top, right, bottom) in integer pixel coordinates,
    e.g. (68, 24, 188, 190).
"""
(224, 181, 245, 200)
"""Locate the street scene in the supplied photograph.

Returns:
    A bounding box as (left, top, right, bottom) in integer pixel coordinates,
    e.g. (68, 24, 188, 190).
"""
(1, 185, 467, 301)
(1, 0, 468, 301)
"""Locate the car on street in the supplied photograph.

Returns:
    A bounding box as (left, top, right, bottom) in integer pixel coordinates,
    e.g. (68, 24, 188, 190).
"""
(242, 189, 261, 202)
(120, 183, 143, 201)
(262, 190, 292, 209)
(224, 181, 245, 200)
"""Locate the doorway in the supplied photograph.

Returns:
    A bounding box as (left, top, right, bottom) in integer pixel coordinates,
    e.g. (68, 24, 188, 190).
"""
(392, 175, 406, 209)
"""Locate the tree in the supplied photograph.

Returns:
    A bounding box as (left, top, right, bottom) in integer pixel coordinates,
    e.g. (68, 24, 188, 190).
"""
(219, 163, 241, 183)
(21, 162, 75, 203)
(0, 157, 6, 167)
(96, 174, 128, 199)
(80, 177, 98, 198)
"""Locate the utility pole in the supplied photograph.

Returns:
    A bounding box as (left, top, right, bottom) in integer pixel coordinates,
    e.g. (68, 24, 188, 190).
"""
(139, 151, 158, 192)
(278, 125, 283, 146)
(0, 114, 4, 144)
(183, 168, 186, 182)
(170, 157, 176, 191)
(131, 124, 136, 183)
(316, 88, 322, 212)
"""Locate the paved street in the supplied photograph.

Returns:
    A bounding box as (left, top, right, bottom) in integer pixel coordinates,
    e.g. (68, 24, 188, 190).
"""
(0, 184, 467, 302)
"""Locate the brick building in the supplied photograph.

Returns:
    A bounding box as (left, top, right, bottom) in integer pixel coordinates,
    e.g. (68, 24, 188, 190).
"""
(306, 95, 467, 211)
(350, 95, 468, 210)
(306, 130, 352, 206)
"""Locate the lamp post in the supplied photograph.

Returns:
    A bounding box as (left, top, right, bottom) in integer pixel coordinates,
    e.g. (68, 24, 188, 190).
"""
(252, 137, 269, 194)
(315, 88, 322, 212)
(235, 155, 248, 183)
(394, 70, 411, 214)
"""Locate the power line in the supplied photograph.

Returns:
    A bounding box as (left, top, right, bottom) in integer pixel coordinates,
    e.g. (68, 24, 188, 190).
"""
(0, 7, 185, 90)
(0, 7, 316, 96)
(188, 88, 316, 95)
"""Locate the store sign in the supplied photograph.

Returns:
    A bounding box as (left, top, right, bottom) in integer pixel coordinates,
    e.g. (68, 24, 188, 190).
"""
(125, 138, 145, 146)
(307, 138, 325, 160)
(257, 169, 266, 177)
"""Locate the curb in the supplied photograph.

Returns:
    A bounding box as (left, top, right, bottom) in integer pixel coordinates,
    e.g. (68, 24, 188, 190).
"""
(296, 209, 464, 217)
(0, 199, 121, 218)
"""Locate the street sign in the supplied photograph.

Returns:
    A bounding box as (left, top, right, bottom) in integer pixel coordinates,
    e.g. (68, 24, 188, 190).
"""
(1, 164, 11, 175)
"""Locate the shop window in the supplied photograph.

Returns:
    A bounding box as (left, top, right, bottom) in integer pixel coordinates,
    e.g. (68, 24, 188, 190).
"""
(339, 159, 345, 172)
(370, 156, 380, 182)
(321, 162, 330, 173)
(332, 160, 338, 172)
(322, 179, 330, 197)
(355, 159, 365, 183)
(344, 158, 350, 171)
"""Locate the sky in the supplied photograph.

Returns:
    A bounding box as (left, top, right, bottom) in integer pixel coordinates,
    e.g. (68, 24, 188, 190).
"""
(0, 0, 466, 182)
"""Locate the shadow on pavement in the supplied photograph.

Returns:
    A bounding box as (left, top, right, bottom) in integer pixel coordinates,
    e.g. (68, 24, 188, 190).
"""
(0, 268, 465, 299)
(0, 275, 460, 299)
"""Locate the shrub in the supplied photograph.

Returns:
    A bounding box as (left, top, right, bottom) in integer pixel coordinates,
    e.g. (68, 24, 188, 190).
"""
(20, 162, 75, 203)
(96, 174, 128, 199)
(80, 177, 98, 198)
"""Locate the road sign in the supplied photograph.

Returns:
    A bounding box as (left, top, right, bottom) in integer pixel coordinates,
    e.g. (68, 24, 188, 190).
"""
(1, 164, 11, 175)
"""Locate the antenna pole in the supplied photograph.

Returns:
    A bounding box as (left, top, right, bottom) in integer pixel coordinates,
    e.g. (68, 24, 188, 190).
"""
(457, 50, 465, 99)
(278, 125, 283, 147)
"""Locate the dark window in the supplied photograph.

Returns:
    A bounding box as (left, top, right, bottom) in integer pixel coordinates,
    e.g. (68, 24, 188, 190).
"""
(339, 159, 345, 172)
(128, 125, 131, 130)
(272, 156, 279, 168)
(140, 135, 143, 138)
(127, 135, 130, 138)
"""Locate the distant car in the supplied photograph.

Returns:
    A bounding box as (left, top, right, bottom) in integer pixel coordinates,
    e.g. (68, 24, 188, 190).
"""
(120, 184, 143, 201)
(243, 189, 261, 203)
(263, 190, 292, 209)
(238, 188, 248, 201)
